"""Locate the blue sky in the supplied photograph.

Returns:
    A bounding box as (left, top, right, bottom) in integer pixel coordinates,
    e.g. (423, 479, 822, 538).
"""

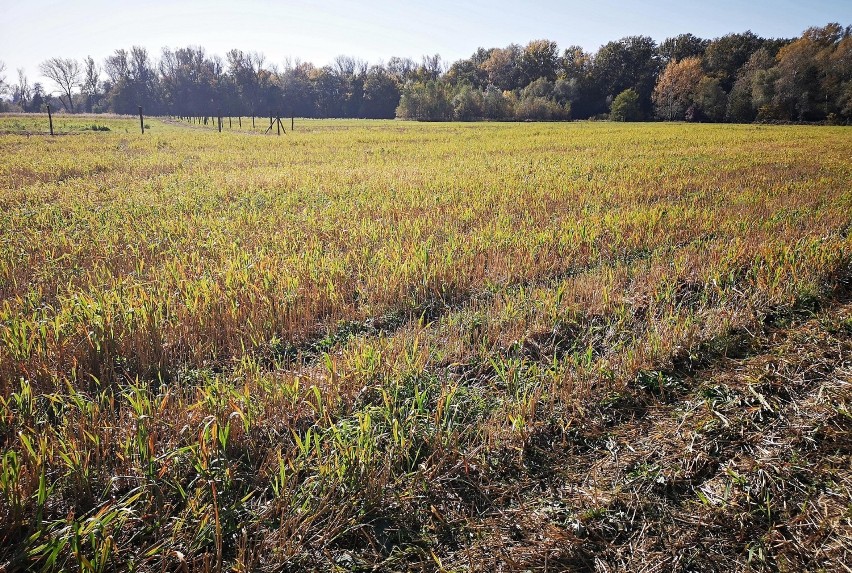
(1, 0, 850, 90)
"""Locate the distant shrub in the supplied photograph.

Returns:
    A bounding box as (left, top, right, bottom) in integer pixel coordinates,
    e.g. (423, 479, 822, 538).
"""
(514, 96, 570, 121)
(610, 89, 641, 122)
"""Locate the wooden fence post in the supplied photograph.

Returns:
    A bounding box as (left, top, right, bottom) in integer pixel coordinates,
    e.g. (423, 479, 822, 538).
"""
(291, 115, 294, 131)
(139, 106, 144, 134)
(47, 104, 54, 136)
(229, 116, 232, 129)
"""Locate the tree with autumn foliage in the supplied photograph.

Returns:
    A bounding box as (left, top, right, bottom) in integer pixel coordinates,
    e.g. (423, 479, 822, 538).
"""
(652, 57, 704, 120)
(770, 23, 851, 121)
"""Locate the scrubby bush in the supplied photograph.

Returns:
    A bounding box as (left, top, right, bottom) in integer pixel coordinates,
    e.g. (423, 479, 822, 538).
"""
(514, 96, 569, 120)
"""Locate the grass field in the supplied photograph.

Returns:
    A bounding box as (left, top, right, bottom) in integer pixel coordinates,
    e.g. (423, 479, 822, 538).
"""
(1, 116, 851, 571)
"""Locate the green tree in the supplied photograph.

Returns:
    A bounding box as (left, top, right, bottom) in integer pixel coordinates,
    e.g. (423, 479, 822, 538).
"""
(418, 54, 444, 82)
(522, 77, 554, 99)
(659, 34, 709, 63)
(514, 97, 568, 120)
(279, 62, 317, 117)
(694, 76, 727, 121)
(330, 55, 369, 117)
(557, 46, 597, 118)
(81, 56, 101, 112)
(520, 39, 559, 83)
(514, 77, 569, 120)
(311, 66, 344, 117)
(445, 49, 490, 88)
(361, 66, 401, 119)
(832, 33, 852, 121)
(592, 36, 661, 118)
(725, 48, 774, 122)
(703, 31, 765, 91)
(226, 50, 268, 116)
(452, 84, 483, 120)
(753, 67, 784, 120)
(482, 85, 512, 119)
(106, 47, 161, 114)
(30, 83, 46, 112)
(158, 47, 219, 116)
(396, 80, 453, 120)
(610, 88, 641, 121)
(772, 23, 849, 121)
(481, 45, 524, 90)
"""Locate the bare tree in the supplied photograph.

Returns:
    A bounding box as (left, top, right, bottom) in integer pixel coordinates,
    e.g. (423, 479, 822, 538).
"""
(250, 51, 266, 72)
(421, 54, 445, 81)
(333, 55, 367, 78)
(82, 56, 101, 111)
(226, 50, 267, 115)
(0, 61, 7, 96)
(104, 49, 129, 84)
(281, 56, 296, 73)
(40, 57, 81, 112)
(387, 57, 416, 81)
(129, 46, 153, 82)
(210, 54, 224, 81)
(16, 68, 31, 108)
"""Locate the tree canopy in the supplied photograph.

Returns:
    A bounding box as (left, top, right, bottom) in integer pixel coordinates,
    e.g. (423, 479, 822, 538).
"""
(3, 23, 850, 123)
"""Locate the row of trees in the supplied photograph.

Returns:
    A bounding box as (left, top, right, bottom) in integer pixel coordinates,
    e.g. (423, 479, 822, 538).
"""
(652, 24, 852, 122)
(1, 58, 84, 114)
(1, 23, 850, 122)
(3, 48, 411, 119)
(398, 24, 851, 122)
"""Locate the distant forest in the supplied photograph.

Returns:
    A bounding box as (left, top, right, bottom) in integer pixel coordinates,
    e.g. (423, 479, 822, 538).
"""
(1, 22, 850, 122)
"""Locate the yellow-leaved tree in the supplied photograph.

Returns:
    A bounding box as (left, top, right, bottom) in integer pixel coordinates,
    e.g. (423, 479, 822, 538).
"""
(652, 57, 703, 120)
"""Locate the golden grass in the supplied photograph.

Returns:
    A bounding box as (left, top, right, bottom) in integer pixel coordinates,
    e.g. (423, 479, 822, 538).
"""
(0, 118, 850, 571)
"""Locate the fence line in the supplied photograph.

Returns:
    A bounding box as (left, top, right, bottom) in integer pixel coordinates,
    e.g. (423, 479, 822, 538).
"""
(34, 110, 296, 135)
(172, 113, 295, 135)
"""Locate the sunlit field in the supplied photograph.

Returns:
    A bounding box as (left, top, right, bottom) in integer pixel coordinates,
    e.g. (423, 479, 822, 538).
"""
(1, 117, 851, 571)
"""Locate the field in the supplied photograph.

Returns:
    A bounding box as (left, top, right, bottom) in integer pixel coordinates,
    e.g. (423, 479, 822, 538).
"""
(1, 116, 851, 571)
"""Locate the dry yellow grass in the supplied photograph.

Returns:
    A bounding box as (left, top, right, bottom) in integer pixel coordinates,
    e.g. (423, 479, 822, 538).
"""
(0, 117, 850, 571)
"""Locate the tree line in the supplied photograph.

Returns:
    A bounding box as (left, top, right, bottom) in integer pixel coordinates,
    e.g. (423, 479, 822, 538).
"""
(0, 22, 850, 123)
